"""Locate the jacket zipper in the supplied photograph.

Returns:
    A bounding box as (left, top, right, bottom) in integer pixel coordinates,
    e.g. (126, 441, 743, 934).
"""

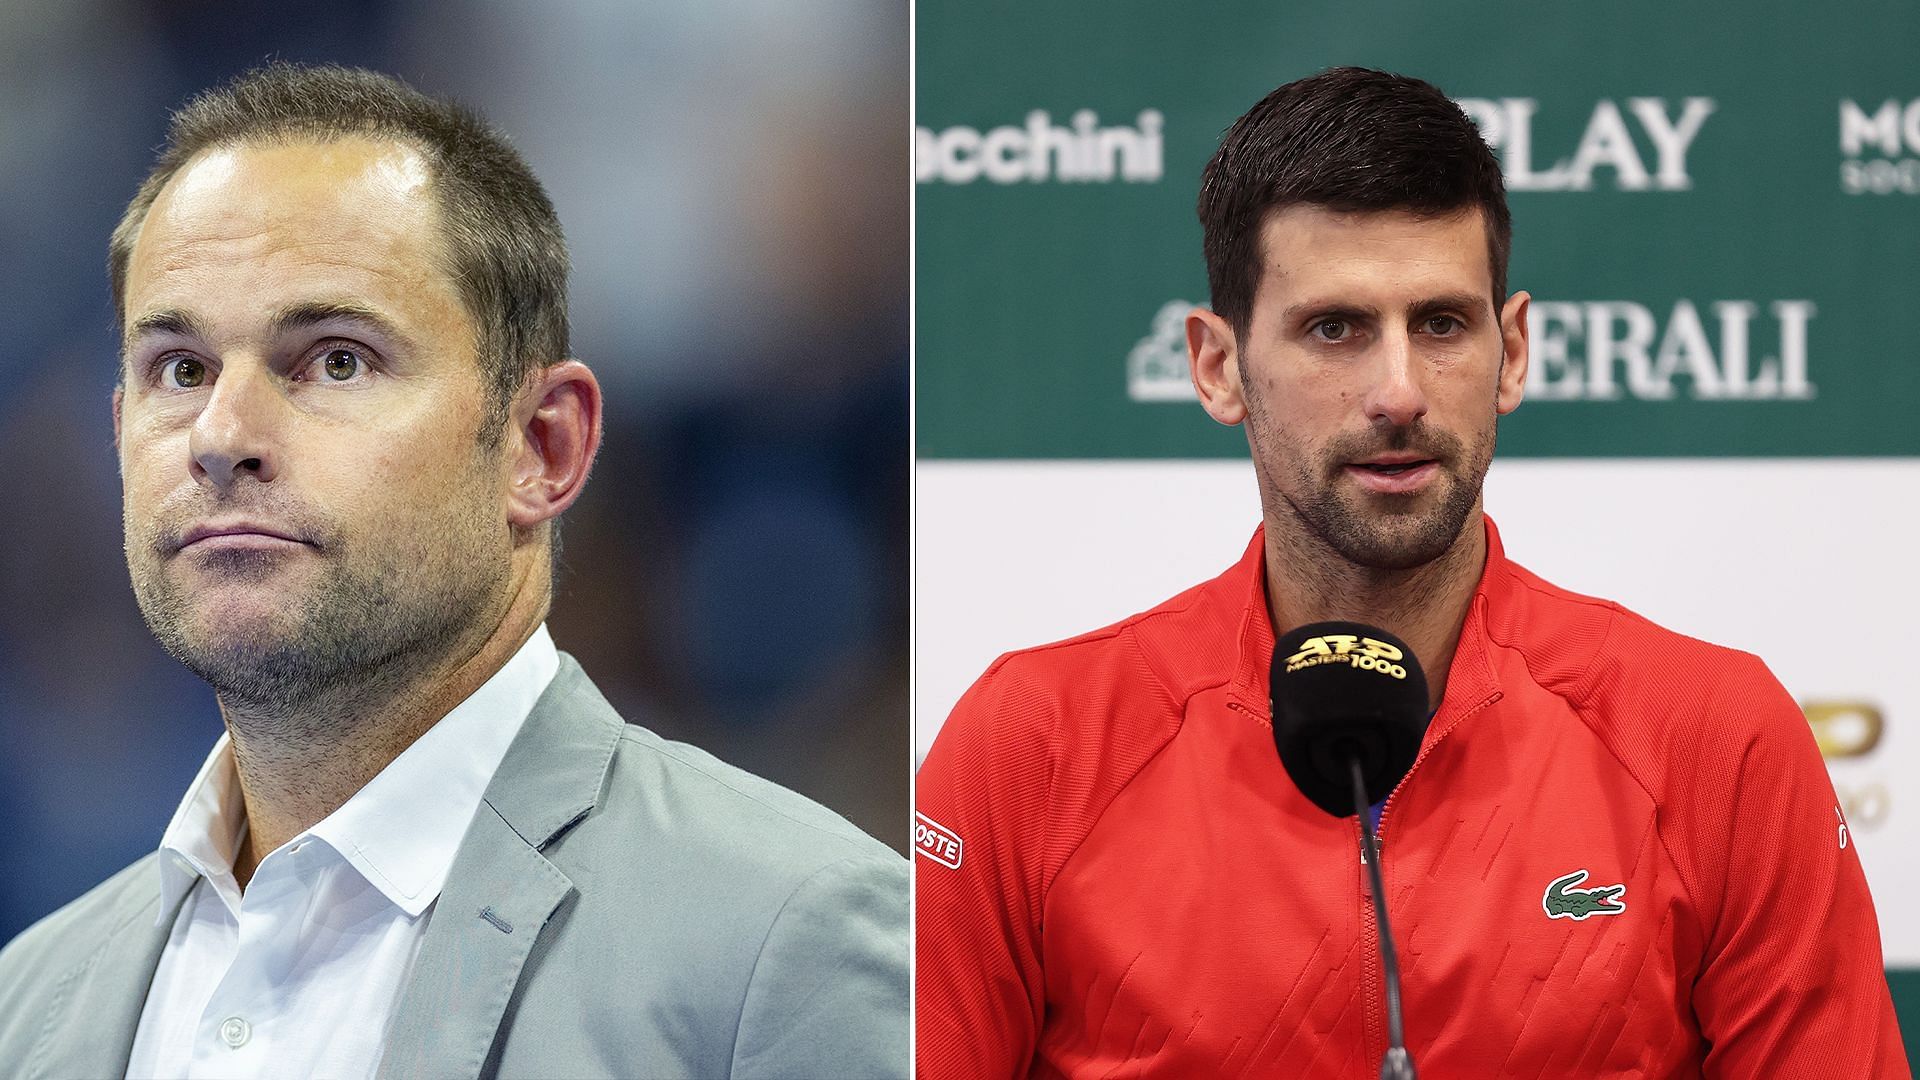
(1357, 688, 1504, 1068)
(1358, 850, 1385, 1064)
(1375, 688, 1503, 844)
(1230, 689, 1502, 1067)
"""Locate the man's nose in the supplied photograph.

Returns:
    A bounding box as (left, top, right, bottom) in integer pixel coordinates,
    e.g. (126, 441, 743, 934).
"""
(189, 364, 281, 491)
(1363, 331, 1429, 429)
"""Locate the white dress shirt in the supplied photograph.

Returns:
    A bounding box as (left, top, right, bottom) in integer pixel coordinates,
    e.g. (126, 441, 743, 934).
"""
(125, 626, 560, 1080)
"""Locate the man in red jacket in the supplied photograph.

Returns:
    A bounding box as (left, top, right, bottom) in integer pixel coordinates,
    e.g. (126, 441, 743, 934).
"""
(915, 67, 1909, 1078)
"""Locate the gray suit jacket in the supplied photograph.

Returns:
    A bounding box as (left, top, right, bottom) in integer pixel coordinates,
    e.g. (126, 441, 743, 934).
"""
(0, 656, 909, 1078)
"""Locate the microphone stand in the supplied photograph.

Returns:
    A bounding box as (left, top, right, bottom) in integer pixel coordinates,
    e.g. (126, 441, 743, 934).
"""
(1351, 757, 1417, 1080)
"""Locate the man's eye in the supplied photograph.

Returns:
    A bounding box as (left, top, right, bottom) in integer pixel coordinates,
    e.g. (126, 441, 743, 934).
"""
(1424, 316, 1462, 335)
(1313, 319, 1350, 341)
(162, 356, 207, 389)
(318, 348, 363, 381)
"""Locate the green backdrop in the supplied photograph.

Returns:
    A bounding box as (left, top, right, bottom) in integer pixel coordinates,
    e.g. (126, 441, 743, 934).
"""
(919, 1, 1920, 460)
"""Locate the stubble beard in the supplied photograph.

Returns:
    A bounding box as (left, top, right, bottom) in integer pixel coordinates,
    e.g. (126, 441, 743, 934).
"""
(127, 472, 507, 738)
(1249, 394, 1496, 573)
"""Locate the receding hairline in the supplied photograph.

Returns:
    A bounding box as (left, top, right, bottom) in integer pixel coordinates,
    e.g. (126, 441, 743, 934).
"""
(120, 130, 442, 238)
(114, 133, 464, 327)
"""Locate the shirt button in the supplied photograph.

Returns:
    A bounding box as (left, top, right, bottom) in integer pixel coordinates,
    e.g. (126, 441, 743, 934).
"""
(219, 1016, 250, 1048)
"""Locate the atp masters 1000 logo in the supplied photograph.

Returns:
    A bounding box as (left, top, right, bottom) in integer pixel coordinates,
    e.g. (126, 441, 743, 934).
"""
(1283, 634, 1408, 679)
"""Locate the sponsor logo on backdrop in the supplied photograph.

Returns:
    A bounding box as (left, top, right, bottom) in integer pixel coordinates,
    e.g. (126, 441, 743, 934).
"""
(1838, 782, 1891, 832)
(1806, 700, 1891, 832)
(1127, 298, 1817, 403)
(1526, 299, 1815, 400)
(1127, 300, 1196, 401)
(1807, 701, 1884, 758)
(916, 110, 1164, 184)
(1839, 98, 1920, 194)
(1456, 98, 1716, 191)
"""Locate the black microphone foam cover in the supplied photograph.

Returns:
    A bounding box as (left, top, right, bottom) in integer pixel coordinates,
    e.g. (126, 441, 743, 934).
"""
(1270, 621, 1430, 818)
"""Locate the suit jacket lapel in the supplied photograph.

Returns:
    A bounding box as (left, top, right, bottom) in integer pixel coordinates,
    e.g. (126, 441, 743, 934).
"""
(29, 856, 182, 1079)
(378, 656, 623, 1079)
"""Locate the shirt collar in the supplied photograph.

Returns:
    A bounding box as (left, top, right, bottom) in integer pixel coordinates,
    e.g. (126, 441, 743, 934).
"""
(1227, 515, 1506, 736)
(155, 732, 248, 919)
(155, 625, 561, 921)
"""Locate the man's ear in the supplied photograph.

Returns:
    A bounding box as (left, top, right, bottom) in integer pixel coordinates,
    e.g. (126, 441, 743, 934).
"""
(503, 360, 602, 531)
(1187, 307, 1247, 426)
(1496, 291, 1530, 416)
(111, 386, 123, 451)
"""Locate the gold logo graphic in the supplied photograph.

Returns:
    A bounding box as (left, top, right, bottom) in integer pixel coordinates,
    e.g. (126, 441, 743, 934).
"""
(1284, 635, 1407, 679)
(1803, 701, 1883, 759)
(1838, 783, 1891, 831)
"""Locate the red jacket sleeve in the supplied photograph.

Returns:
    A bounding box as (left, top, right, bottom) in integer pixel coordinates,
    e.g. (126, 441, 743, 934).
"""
(914, 662, 1054, 1079)
(1689, 655, 1909, 1076)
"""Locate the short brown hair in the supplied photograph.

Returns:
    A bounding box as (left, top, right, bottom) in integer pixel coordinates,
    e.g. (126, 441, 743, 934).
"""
(108, 62, 569, 434)
(1198, 67, 1511, 339)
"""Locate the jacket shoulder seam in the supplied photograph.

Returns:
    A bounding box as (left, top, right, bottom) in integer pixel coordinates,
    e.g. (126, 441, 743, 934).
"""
(1039, 642, 1187, 906)
(983, 595, 1206, 674)
(1553, 608, 1708, 933)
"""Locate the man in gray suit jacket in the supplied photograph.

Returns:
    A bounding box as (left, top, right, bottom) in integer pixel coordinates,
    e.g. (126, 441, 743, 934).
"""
(0, 63, 907, 1079)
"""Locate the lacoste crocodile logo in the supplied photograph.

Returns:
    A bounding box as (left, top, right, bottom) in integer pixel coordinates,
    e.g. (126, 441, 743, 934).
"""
(1542, 869, 1627, 920)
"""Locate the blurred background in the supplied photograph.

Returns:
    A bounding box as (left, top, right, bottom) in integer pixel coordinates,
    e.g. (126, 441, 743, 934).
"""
(0, 0, 907, 942)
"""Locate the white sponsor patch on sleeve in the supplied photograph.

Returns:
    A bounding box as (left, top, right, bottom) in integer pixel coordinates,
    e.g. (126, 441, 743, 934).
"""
(914, 811, 964, 869)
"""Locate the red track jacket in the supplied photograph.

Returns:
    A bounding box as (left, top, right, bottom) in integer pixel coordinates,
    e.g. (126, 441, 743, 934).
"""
(916, 520, 1908, 1078)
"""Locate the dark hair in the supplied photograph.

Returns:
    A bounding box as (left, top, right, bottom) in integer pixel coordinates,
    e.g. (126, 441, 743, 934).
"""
(1198, 67, 1510, 338)
(108, 62, 569, 437)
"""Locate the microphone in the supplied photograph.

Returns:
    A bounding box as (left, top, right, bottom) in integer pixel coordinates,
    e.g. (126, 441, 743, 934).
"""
(1270, 621, 1428, 1080)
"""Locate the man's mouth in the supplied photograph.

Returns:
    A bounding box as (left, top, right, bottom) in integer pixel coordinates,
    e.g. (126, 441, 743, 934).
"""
(1344, 457, 1441, 494)
(1350, 452, 1439, 474)
(1353, 461, 1430, 476)
(173, 519, 314, 554)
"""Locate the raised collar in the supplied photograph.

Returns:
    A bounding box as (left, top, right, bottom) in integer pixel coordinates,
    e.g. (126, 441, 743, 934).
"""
(155, 625, 562, 922)
(1227, 517, 1507, 738)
